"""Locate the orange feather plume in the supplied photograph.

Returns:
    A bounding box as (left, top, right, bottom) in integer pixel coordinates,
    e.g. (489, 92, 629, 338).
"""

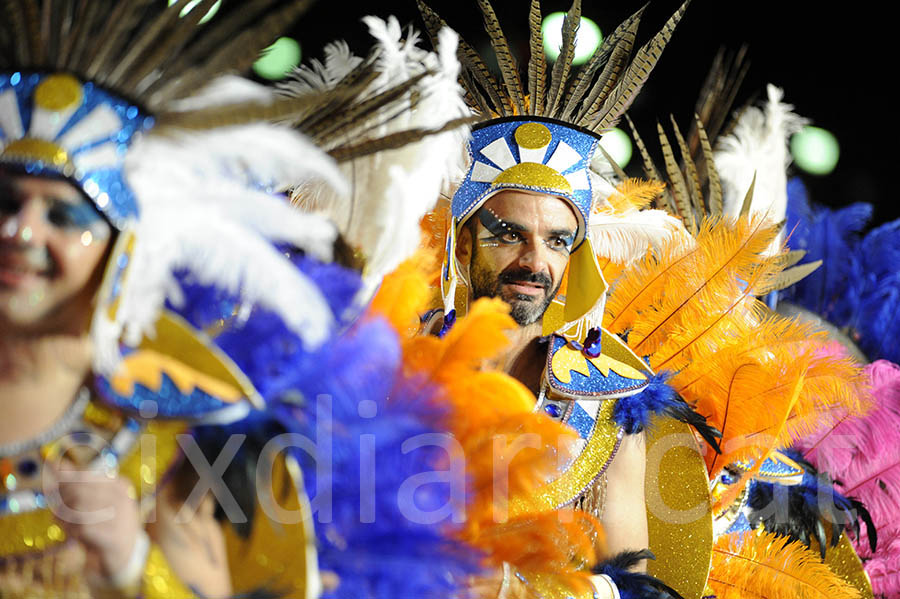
(368, 249, 438, 337)
(598, 178, 667, 215)
(369, 255, 604, 589)
(708, 531, 862, 599)
(624, 214, 780, 357)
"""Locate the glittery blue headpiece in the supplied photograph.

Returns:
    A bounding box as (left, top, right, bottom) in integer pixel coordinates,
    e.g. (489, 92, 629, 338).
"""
(451, 116, 600, 249)
(0, 72, 154, 229)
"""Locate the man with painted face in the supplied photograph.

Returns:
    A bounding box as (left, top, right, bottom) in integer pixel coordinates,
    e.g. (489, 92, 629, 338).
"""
(418, 0, 719, 596)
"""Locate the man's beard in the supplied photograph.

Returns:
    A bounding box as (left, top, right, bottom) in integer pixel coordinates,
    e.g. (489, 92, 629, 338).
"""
(469, 250, 559, 326)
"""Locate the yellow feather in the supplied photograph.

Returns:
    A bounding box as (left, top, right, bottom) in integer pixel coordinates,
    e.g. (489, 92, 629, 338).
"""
(627, 215, 780, 356)
(598, 178, 666, 215)
(709, 530, 861, 599)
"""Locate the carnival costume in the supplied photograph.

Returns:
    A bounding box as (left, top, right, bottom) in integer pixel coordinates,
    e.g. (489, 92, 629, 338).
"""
(777, 158, 900, 597)
(0, 2, 499, 598)
(412, 1, 729, 597)
(620, 58, 877, 598)
(1, 1, 623, 597)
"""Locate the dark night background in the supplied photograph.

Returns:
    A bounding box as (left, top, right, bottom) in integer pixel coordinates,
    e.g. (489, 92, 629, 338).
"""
(290, 0, 893, 225)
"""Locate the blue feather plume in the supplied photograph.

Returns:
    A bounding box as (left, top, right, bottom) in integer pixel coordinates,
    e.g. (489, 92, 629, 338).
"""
(613, 372, 721, 452)
(161, 251, 481, 597)
(783, 177, 900, 363)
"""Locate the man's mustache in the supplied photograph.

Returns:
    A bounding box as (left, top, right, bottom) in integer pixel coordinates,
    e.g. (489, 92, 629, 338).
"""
(0, 243, 54, 272)
(498, 269, 552, 289)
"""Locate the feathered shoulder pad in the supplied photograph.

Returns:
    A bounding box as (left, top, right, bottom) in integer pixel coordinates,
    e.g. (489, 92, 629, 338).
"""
(545, 330, 650, 400)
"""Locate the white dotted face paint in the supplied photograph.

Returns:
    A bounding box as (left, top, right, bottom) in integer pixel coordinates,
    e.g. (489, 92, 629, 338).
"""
(1, 217, 19, 238)
(20, 226, 32, 242)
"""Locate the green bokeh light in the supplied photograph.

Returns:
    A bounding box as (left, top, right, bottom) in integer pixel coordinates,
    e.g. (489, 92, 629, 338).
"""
(253, 37, 302, 81)
(167, 0, 221, 24)
(791, 126, 840, 176)
(599, 127, 632, 168)
(542, 13, 602, 65)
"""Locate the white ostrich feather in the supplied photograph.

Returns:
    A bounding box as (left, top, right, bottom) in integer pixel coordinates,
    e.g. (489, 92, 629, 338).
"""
(589, 209, 686, 266)
(279, 41, 364, 94)
(90, 114, 346, 374)
(291, 18, 470, 297)
(716, 84, 808, 223)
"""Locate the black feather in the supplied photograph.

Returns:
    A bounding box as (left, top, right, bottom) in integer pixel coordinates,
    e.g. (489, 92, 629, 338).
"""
(592, 549, 685, 599)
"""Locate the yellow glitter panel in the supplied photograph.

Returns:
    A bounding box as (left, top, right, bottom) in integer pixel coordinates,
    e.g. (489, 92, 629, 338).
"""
(33, 74, 83, 112)
(118, 419, 186, 499)
(542, 299, 567, 337)
(492, 163, 573, 196)
(113, 311, 260, 408)
(551, 345, 593, 383)
(0, 509, 66, 557)
(0, 138, 69, 168)
(515, 571, 594, 599)
(811, 530, 874, 599)
(645, 417, 713, 599)
(510, 400, 619, 516)
(564, 239, 607, 323)
(143, 543, 194, 599)
(514, 122, 552, 150)
(224, 456, 315, 598)
(601, 328, 652, 374)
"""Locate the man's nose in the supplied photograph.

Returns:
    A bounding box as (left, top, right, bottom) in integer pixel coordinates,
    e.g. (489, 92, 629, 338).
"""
(0, 197, 49, 245)
(516, 241, 550, 274)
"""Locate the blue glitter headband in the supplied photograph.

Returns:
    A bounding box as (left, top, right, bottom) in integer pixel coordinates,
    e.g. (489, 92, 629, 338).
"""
(0, 71, 156, 229)
(451, 116, 600, 249)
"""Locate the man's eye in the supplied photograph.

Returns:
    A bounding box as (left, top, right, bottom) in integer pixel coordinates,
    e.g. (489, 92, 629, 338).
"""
(500, 231, 522, 243)
(0, 195, 22, 215)
(46, 205, 78, 228)
(548, 236, 573, 251)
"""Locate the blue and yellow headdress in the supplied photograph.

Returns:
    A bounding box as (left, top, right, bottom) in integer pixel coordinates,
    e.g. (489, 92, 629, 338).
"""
(0, 1, 348, 421)
(419, 0, 690, 335)
(443, 115, 608, 331)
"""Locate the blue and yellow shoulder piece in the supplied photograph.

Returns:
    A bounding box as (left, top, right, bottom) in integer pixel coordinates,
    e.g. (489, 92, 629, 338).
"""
(545, 331, 650, 400)
(92, 231, 262, 422)
(733, 451, 806, 486)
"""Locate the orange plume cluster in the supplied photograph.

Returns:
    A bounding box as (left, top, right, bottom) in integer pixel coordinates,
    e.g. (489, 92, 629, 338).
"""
(604, 214, 867, 484)
(708, 531, 861, 599)
(369, 252, 604, 590)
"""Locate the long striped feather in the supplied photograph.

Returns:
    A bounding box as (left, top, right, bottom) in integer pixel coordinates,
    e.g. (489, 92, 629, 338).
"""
(546, 0, 581, 116)
(101, 0, 187, 87)
(82, 0, 154, 80)
(573, 15, 640, 126)
(144, 0, 281, 90)
(526, 0, 546, 115)
(416, 0, 506, 116)
(564, 4, 645, 120)
(2, 0, 30, 65)
(119, 0, 221, 95)
(695, 115, 722, 217)
(594, 0, 691, 131)
(670, 115, 705, 221)
(476, 0, 525, 114)
(657, 122, 695, 233)
(61, 0, 105, 72)
(157, 3, 309, 107)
